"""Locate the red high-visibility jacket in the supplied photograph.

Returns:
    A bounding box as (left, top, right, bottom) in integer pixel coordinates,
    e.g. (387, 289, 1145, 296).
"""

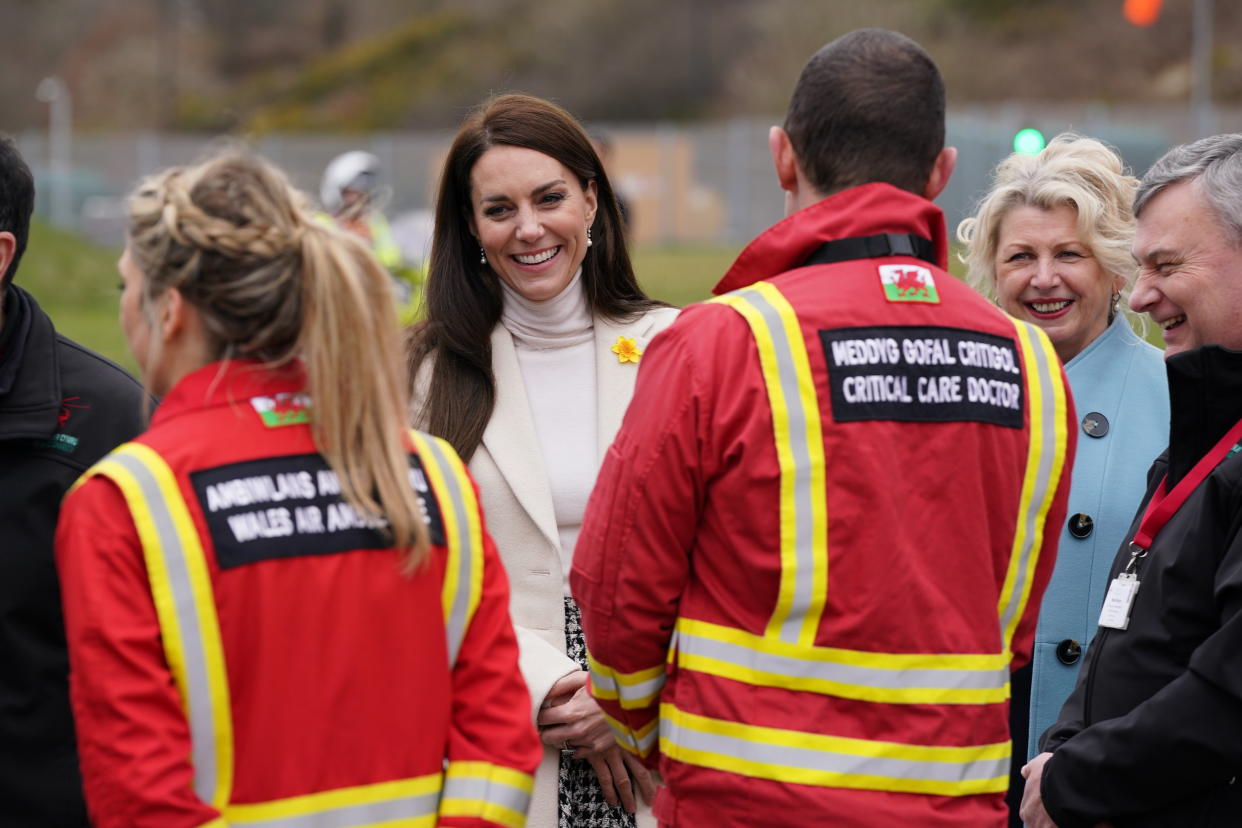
(571, 184, 1076, 827)
(56, 360, 540, 828)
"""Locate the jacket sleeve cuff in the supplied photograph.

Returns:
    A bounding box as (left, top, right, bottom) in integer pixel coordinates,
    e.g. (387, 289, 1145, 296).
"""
(1041, 752, 1096, 828)
(514, 625, 579, 724)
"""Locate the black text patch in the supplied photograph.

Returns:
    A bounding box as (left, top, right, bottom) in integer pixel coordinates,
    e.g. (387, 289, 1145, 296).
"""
(190, 453, 446, 569)
(820, 325, 1024, 428)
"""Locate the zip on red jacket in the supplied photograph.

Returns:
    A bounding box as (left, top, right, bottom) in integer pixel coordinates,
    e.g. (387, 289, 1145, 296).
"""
(55, 359, 541, 828)
(570, 184, 1076, 827)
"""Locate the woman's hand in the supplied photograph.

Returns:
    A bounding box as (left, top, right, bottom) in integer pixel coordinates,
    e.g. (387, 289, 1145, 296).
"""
(584, 745, 657, 813)
(537, 670, 658, 812)
(538, 671, 614, 754)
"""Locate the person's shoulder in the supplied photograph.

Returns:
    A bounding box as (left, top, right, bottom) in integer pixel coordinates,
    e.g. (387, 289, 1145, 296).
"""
(661, 296, 751, 339)
(54, 333, 145, 401)
(639, 305, 681, 336)
(53, 333, 148, 458)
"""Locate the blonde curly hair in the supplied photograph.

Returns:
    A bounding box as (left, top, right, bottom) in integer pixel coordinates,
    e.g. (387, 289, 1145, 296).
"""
(957, 133, 1139, 309)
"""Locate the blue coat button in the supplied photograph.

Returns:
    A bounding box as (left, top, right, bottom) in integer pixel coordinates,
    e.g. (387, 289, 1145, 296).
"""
(1082, 412, 1109, 438)
(1068, 513, 1094, 539)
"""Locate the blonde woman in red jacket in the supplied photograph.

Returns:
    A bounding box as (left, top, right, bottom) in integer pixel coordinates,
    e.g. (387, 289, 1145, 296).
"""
(55, 151, 540, 828)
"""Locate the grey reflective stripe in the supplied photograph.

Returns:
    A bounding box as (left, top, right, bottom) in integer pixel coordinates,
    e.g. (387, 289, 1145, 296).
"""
(421, 435, 473, 666)
(736, 287, 818, 643)
(678, 627, 1007, 693)
(229, 791, 440, 828)
(662, 717, 1009, 786)
(589, 665, 616, 694)
(442, 776, 531, 815)
(608, 719, 658, 755)
(589, 666, 665, 706)
(110, 450, 220, 804)
(999, 322, 1058, 635)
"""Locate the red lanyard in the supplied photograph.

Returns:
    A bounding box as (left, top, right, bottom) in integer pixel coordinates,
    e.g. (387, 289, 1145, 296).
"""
(1128, 418, 1242, 567)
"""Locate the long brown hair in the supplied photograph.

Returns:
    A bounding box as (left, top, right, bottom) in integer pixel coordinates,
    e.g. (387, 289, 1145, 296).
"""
(127, 150, 430, 568)
(408, 93, 664, 461)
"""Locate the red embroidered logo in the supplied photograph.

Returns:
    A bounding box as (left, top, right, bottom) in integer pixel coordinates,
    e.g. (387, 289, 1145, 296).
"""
(58, 396, 90, 427)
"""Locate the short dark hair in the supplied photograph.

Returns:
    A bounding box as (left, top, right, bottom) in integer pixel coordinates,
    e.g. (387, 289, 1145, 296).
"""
(0, 136, 35, 289)
(784, 28, 945, 196)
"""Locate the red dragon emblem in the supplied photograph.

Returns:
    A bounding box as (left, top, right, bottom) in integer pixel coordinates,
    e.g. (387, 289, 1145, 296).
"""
(894, 268, 929, 298)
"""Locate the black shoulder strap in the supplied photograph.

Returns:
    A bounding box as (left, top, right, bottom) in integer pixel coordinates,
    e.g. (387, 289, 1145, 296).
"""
(802, 233, 937, 269)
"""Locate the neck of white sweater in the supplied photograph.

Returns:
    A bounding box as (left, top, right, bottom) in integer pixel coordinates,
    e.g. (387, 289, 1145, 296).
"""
(499, 269, 592, 349)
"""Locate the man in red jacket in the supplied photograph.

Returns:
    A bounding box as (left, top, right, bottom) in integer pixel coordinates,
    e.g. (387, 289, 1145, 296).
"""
(571, 28, 1076, 827)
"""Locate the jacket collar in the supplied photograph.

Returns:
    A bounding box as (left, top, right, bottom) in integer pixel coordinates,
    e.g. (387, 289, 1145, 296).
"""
(151, 359, 306, 428)
(1165, 345, 1242, 486)
(1064, 313, 1139, 372)
(713, 182, 949, 295)
(0, 285, 61, 440)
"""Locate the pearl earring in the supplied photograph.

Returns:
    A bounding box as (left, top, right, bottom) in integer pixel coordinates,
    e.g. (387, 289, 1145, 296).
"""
(586, 227, 593, 248)
(479, 246, 487, 265)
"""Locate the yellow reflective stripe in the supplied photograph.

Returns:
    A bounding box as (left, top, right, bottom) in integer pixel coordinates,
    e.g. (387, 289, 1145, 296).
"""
(225, 774, 442, 827)
(85, 443, 234, 808)
(409, 430, 483, 667)
(998, 322, 1069, 655)
(711, 283, 828, 646)
(601, 710, 659, 758)
(660, 703, 1008, 797)
(440, 761, 533, 828)
(675, 618, 1009, 705)
(198, 820, 230, 828)
(586, 654, 666, 709)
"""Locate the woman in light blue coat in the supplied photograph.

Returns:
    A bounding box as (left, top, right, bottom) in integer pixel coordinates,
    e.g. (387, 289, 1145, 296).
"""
(958, 134, 1169, 827)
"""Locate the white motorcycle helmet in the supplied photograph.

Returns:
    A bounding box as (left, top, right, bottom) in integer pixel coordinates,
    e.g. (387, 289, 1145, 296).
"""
(320, 150, 384, 215)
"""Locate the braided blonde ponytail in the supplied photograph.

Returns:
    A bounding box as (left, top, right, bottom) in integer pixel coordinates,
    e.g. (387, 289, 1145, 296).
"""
(127, 151, 430, 566)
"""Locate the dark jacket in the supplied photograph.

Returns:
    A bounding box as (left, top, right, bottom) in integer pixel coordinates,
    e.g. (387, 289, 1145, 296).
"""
(0, 285, 146, 827)
(1039, 344, 1242, 827)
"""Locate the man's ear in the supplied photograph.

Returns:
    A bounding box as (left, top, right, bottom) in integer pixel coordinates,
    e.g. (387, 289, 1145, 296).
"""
(0, 232, 16, 284)
(923, 146, 957, 202)
(768, 126, 800, 193)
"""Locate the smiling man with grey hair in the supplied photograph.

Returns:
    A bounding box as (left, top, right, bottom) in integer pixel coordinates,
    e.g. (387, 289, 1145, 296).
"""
(1020, 133, 1242, 827)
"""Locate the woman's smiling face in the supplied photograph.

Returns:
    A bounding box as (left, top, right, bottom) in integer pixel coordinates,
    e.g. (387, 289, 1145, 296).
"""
(470, 145, 597, 303)
(995, 203, 1123, 363)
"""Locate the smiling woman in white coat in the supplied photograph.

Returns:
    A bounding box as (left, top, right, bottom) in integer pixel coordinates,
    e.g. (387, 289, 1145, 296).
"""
(409, 93, 678, 828)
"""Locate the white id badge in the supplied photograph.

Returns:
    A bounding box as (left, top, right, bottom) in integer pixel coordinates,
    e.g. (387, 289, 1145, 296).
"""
(1098, 572, 1141, 630)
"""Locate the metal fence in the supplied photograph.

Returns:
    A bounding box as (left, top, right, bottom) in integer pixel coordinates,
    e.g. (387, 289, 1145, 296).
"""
(18, 102, 1242, 259)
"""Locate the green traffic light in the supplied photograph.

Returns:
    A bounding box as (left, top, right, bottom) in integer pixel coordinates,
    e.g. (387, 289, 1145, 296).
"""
(1013, 128, 1047, 155)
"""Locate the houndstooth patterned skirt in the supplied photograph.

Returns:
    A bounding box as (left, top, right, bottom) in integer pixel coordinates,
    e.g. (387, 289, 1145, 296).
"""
(558, 597, 637, 828)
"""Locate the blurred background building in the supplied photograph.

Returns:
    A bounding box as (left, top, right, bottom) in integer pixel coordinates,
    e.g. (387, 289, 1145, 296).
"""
(6, 0, 1241, 252)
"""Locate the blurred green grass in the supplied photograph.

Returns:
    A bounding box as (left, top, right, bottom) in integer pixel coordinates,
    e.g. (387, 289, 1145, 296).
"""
(16, 223, 742, 374)
(15, 221, 1162, 376)
(18, 221, 136, 373)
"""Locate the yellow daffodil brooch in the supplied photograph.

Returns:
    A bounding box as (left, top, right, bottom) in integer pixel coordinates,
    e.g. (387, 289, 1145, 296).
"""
(611, 336, 643, 364)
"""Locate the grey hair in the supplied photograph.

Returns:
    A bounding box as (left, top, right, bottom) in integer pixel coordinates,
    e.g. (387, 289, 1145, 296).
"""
(1135, 133, 1242, 245)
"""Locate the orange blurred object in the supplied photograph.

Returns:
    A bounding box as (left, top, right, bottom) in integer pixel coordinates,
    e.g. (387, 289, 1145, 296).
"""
(1123, 0, 1163, 26)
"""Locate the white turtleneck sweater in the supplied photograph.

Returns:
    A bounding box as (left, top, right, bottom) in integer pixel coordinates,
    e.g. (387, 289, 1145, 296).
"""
(500, 271, 598, 596)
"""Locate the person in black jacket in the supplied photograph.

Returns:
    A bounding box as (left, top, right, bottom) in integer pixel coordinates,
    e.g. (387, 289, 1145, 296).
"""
(1020, 133, 1242, 827)
(0, 135, 146, 827)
